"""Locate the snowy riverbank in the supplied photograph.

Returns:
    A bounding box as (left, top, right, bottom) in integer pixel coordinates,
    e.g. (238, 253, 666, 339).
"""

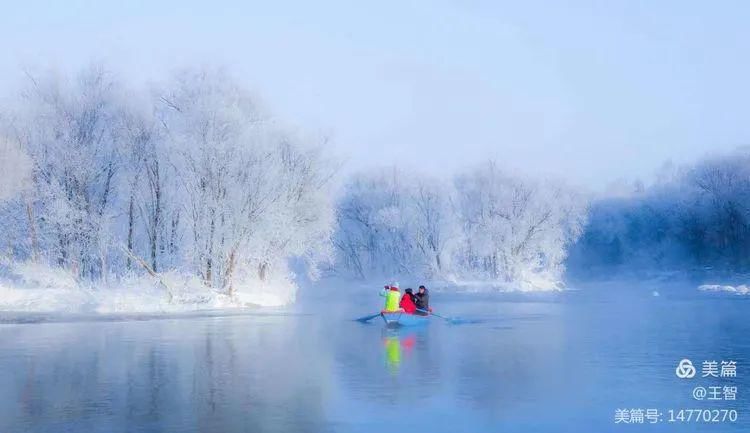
(5, 262, 746, 316)
(0, 262, 296, 314)
(307, 272, 567, 297)
(0, 261, 571, 315)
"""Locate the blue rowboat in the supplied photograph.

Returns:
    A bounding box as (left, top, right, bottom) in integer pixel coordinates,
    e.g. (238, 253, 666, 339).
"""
(380, 311, 429, 327)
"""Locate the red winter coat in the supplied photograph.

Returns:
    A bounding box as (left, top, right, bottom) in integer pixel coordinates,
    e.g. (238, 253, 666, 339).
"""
(399, 294, 417, 313)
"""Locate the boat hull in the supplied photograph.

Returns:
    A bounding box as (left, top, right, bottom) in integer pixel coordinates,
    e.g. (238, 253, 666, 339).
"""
(380, 311, 429, 327)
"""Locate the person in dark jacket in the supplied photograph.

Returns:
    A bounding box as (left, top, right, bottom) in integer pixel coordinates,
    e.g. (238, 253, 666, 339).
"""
(415, 285, 430, 311)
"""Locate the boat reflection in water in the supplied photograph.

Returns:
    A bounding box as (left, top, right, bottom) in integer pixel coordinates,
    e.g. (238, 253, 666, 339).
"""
(381, 328, 419, 374)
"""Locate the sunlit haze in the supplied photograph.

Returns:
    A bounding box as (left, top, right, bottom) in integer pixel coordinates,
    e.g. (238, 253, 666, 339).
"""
(2, 1, 748, 188)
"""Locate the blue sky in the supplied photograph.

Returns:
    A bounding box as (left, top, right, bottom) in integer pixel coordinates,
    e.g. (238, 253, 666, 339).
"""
(1, 0, 748, 188)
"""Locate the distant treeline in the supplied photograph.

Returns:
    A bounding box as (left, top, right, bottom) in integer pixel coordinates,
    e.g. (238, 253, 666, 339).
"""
(568, 150, 750, 276)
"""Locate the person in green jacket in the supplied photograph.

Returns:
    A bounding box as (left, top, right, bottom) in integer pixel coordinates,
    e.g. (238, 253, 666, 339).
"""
(380, 282, 401, 311)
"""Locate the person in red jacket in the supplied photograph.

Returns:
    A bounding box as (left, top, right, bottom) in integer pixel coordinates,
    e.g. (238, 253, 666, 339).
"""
(399, 288, 417, 313)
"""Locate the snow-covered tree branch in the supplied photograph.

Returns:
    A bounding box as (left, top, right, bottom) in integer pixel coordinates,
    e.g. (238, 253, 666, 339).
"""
(0, 65, 336, 306)
(334, 162, 587, 289)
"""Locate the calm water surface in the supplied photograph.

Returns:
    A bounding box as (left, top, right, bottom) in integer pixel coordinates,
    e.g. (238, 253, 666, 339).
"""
(0, 284, 748, 432)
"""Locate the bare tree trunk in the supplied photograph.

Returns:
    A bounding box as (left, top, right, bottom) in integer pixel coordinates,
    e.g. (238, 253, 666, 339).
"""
(100, 244, 108, 286)
(57, 230, 67, 267)
(205, 257, 213, 287)
(127, 195, 134, 270)
(71, 257, 79, 280)
(121, 245, 173, 302)
(25, 197, 39, 262)
(205, 215, 215, 287)
(169, 211, 179, 255)
(150, 162, 161, 272)
(150, 232, 158, 273)
(224, 248, 237, 297)
(258, 261, 268, 281)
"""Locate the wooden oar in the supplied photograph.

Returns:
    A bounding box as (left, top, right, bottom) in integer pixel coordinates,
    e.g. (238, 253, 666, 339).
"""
(417, 309, 451, 321)
(355, 312, 382, 323)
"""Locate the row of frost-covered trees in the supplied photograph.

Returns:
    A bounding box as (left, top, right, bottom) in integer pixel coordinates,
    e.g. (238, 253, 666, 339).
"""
(0, 66, 335, 295)
(334, 164, 588, 286)
(334, 150, 750, 283)
(568, 149, 750, 276)
(4, 64, 747, 296)
(0, 66, 590, 292)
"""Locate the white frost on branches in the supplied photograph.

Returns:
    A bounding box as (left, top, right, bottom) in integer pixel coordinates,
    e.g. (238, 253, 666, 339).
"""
(0, 65, 336, 307)
(334, 162, 588, 289)
(157, 69, 335, 300)
(0, 136, 31, 201)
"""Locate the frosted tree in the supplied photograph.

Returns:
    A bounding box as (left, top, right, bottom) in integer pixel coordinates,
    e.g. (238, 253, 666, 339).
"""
(335, 163, 586, 287)
(0, 64, 337, 306)
(334, 173, 379, 279)
(157, 69, 334, 295)
(687, 152, 750, 266)
(119, 105, 181, 273)
(407, 177, 457, 277)
(0, 136, 31, 201)
(7, 66, 128, 278)
(453, 162, 587, 283)
(335, 168, 423, 279)
(568, 148, 750, 275)
(0, 136, 35, 259)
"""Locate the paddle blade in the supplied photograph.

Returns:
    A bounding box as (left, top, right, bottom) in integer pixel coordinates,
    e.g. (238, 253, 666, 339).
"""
(417, 309, 451, 322)
(355, 313, 381, 323)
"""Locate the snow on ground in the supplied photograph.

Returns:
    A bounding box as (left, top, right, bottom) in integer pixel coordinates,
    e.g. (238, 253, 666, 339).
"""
(411, 269, 566, 292)
(0, 260, 613, 315)
(698, 284, 750, 295)
(435, 272, 565, 292)
(0, 261, 295, 314)
(311, 271, 565, 295)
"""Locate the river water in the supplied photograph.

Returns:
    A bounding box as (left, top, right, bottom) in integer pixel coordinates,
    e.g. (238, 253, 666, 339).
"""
(0, 283, 748, 432)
